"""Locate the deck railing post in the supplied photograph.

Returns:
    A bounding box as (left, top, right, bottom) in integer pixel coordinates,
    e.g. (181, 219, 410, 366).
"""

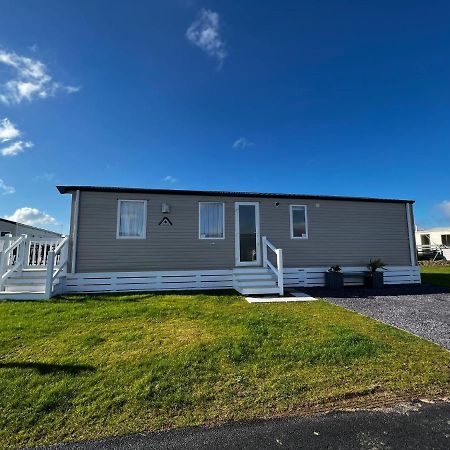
(45, 251, 55, 300)
(0, 251, 4, 291)
(276, 248, 284, 296)
(262, 236, 268, 267)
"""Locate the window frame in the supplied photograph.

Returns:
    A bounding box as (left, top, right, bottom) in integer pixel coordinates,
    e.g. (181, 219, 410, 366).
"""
(198, 202, 225, 240)
(116, 199, 147, 240)
(441, 234, 450, 246)
(290, 204, 309, 240)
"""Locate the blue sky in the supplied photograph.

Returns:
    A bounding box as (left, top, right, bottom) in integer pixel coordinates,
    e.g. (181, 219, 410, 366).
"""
(1, 0, 450, 233)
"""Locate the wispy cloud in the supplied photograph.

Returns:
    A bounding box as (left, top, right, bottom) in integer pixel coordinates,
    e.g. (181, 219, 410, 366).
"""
(1, 140, 33, 156)
(232, 137, 254, 149)
(186, 9, 227, 68)
(0, 118, 20, 142)
(0, 118, 33, 156)
(162, 175, 178, 183)
(437, 200, 450, 219)
(0, 179, 15, 195)
(5, 207, 56, 226)
(0, 48, 80, 105)
(33, 172, 55, 182)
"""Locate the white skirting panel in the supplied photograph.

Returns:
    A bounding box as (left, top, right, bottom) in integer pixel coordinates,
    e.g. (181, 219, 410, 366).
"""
(283, 266, 421, 287)
(65, 266, 421, 294)
(65, 269, 234, 293)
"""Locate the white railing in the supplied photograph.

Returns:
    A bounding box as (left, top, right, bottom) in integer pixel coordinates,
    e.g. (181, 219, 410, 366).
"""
(0, 235, 28, 290)
(26, 238, 63, 268)
(416, 244, 448, 253)
(45, 236, 69, 298)
(417, 244, 450, 261)
(0, 235, 68, 297)
(262, 236, 284, 295)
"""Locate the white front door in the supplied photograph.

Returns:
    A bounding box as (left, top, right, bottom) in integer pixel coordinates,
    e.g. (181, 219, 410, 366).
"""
(235, 202, 261, 266)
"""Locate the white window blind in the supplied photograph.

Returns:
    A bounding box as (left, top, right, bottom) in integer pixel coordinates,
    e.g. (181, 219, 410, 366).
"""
(117, 200, 147, 239)
(199, 203, 224, 239)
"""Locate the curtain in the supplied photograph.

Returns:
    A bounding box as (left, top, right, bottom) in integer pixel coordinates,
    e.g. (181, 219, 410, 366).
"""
(200, 203, 224, 238)
(119, 201, 145, 237)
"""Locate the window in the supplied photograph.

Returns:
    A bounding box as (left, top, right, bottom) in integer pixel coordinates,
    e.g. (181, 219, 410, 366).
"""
(420, 234, 430, 246)
(116, 200, 147, 239)
(442, 235, 450, 246)
(199, 202, 225, 239)
(290, 205, 308, 239)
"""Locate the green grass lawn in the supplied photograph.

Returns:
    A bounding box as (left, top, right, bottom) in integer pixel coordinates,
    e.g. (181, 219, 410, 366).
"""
(421, 265, 450, 288)
(1, 292, 449, 449)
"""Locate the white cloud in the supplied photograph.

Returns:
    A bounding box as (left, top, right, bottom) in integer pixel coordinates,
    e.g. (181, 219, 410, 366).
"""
(0, 49, 80, 105)
(0, 179, 15, 195)
(5, 207, 56, 226)
(64, 85, 80, 94)
(162, 175, 178, 183)
(232, 137, 254, 149)
(437, 200, 450, 218)
(186, 9, 227, 68)
(1, 140, 33, 156)
(0, 118, 20, 142)
(33, 172, 55, 182)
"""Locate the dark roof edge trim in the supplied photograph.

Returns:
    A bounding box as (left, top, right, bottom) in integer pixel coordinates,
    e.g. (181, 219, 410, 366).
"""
(56, 185, 415, 204)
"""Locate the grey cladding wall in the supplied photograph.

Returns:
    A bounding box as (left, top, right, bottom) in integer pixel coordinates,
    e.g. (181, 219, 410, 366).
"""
(72, 191, 413, 272)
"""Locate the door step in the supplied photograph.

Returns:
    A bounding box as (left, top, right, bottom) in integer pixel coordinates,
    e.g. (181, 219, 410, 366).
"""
(0, 291, 47, 300)
(233, 267, 281, 295)
(238, 287, 281, 295)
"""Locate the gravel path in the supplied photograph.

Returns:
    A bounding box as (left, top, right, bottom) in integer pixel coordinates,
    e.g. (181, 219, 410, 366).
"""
(303, 284, 450, 350)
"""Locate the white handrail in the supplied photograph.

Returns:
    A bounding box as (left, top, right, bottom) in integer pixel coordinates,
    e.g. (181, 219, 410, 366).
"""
(45, 236, 69, 299)
(0, 235, 27, 290)
(3, 235, 25, 254)
(262, 236, 284, 295)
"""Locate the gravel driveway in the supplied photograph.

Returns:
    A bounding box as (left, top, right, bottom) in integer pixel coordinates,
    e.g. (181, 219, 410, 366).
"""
(303, 285, 450, 350)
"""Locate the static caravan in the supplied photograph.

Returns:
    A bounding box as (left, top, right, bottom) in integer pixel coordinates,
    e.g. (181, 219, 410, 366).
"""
(0, 218, 61, 239)
(54, 186, 419, 296)
(415, 227, 450, 261)
(0, 186, 420, 299)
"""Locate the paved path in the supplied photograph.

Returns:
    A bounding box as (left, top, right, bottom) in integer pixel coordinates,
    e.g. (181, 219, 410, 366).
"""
(304, 284, 450, 349)
(37, 401, 450, 450)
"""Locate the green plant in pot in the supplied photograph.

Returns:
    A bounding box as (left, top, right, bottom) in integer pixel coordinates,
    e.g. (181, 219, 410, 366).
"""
(325, 265, 343, 288)
(365, 259, 385, 288)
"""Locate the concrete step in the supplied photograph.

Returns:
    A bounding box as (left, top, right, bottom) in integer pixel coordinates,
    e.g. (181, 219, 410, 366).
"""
(0, 291, 46, 300)
(234, 273, 275, 281)
(235, 280, 278, 287)
(3, 285, 46, 293)
(8, 270, 47, 279)
(3, 278, 46, 285)
(237, 287, 281, 295)
(233, 267, 268, 274)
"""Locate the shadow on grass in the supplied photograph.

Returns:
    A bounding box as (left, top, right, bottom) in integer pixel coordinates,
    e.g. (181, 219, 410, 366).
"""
(421, 273, 450, 289)
(51, 289, 238, 303)
(0, 362, 96, 375)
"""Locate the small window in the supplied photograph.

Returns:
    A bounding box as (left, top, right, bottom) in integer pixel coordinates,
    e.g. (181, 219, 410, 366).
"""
(199, 202, 225, 239)
(442, 235, 450, 246)
(421, 234, 430, 246)
(116, 200, 147, 239)
(290, 205, 308, 239)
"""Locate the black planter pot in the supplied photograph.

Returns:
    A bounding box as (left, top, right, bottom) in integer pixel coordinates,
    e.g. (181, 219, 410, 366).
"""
(364, 271, 384, 289)
(325, 272, 344, 289)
